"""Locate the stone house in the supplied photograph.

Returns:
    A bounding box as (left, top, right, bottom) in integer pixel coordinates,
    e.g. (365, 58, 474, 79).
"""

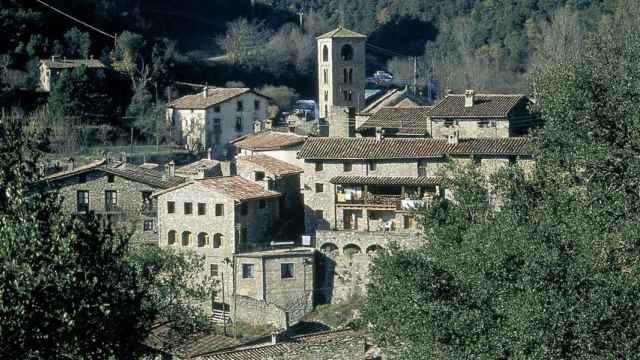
(236, 154, 304, 238)
(356, 90, 535, 139)
(298, 136, 531, 236)
(232, 130, 306, 168)
(39, 57, 105, 92)
(154, 176, 315, 325)
(167, 87, 270, 159)
(39, 159, 185, 243)
(355, 87, 425, 131)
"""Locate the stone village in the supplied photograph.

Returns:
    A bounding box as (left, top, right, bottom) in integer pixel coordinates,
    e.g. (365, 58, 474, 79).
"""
(38, 26, 537, 359)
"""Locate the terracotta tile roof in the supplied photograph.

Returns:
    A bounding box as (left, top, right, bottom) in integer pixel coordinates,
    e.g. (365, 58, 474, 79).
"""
(232, 131, 306, 151)
(237, 155, 303, 177)
(195, 176, 281, 201)
(145, 323, 239, 358)
(41, 159, 106, 182)
(169, 88, 267, 110)
(331, 176, 441, 186)
(200, 329, 359, 360)
(201, 343, 291, 360)
(360, 88, 424, 115)
(317, 26, 367, 39)
(176, 159, 221, 175)
(102, 166, 185, 189)
(298, 137, 530, 160)
(41, 58, 105, 69)
(358, 107, 432, 134)
(429, 93, 527, 118)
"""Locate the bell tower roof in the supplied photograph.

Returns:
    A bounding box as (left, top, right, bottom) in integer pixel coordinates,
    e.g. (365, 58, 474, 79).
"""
(317, 26, 367, 40)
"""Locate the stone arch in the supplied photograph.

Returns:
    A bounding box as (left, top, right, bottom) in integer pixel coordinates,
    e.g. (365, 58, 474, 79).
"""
(343, 243, 362, 257)
(213, 233, 223, 248)
(181, 231, 191, 246)
(168, 230, 176, 245)
(320, 242, 338, 254)
(322, 45, 329, 62)
(340, 44, 353, 61)
(197, 232, 208, 247)
(366, 244, 384, 255)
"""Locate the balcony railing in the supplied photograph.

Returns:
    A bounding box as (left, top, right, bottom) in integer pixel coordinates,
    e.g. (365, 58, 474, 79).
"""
(337, 193, 432, 211)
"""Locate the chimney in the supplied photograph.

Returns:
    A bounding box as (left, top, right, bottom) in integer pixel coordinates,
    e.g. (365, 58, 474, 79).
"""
(68, 157, 75, 170)
(271, 331, 278, 345)
(203, 85, 208, 99)
(264, 118, 273, 130)
(254, 120, 263, 134)
(196, 166, 206, 180)
(168, 160, 176, 176)
(464, 90, 475, 108)
(448, 130, 459, 145)
(121, 152, 128, 165)
(375, 127, 384, 140)
(207, 148, 213, 160)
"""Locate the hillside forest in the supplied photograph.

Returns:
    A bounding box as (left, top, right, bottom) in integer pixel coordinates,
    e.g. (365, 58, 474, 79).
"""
(0, 0, 615, 149)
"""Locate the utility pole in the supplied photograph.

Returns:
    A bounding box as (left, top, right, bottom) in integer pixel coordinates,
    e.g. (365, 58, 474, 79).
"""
(221, 270, 227, 336)
(413, 56, 418, 95)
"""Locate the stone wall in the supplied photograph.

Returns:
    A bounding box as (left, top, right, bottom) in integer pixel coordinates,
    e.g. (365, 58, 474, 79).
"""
(431, 118, 510, 139)
(315, 230, 421, 303)
(231, 295, 288, 329)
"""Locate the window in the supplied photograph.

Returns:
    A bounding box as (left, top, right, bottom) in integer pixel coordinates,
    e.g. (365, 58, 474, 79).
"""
(182, 231, 191, 246)
(267, 179, 276, 190)
(198, 203, 206, 215)
(210, 264, 219, 277)
(215, 204, 224, 216)
(143, 220, 153, 232)
(184, 202, 193, 215)
(509, 156, 517, 165)
(76, 190, 89, 213)
(213, 118, 221, 144)
(197, 232, 208, 247)
(324, 69, 328, 84)
(255, 171, 265, 181)
(105, 190, 117, 211)
(213, 233, 223, 248)
(281, 263, 294, 279)
(168, 230, 176, 245)
(473, 155, 482, 167)
(368, 162, 377, 171)
(242, 264, 255, 279)
(343, 162, 352, 172)
(315, 183, 324, 193)
(237, 100, 243, 111)
(167, 201, 175, 214)
(79, 174, 87, 183)
(235, 117, 243, 132)
(142, 191, 152, 211)
(240, 203, 248, 216)
(343, 68, 348, 83)
(259, 199, 266, 209)
(340, 44, 353, 61)
(324, 90, 328, 102)
(444, 119, 455, 127)
(214, 105, 221, 113)
(348, 68, 353, 83)
(322, 45, 329, 62)
(107, 174, 115, 183)
(315, 162, 323, 172)
(348, 90, 352, 102)
(254, 100, 261, 111)
(240, 226, 248, 244)
(315, 210, 324, 220)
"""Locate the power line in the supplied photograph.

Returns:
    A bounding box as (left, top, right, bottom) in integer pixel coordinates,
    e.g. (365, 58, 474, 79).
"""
(36, 0, 117, 40)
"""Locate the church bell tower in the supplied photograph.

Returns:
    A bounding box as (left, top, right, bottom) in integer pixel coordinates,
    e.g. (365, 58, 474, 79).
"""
(317, 26, 366, 137)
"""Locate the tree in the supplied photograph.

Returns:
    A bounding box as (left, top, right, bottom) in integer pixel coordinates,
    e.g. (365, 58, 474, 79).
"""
(0, 116, 215, 357)
(257, 84, 298, 111)
(63, 27, 91, 58)
(217, 18, 272, 70)
(364, 2, 640, 358)
(116, 31, 146, 73)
